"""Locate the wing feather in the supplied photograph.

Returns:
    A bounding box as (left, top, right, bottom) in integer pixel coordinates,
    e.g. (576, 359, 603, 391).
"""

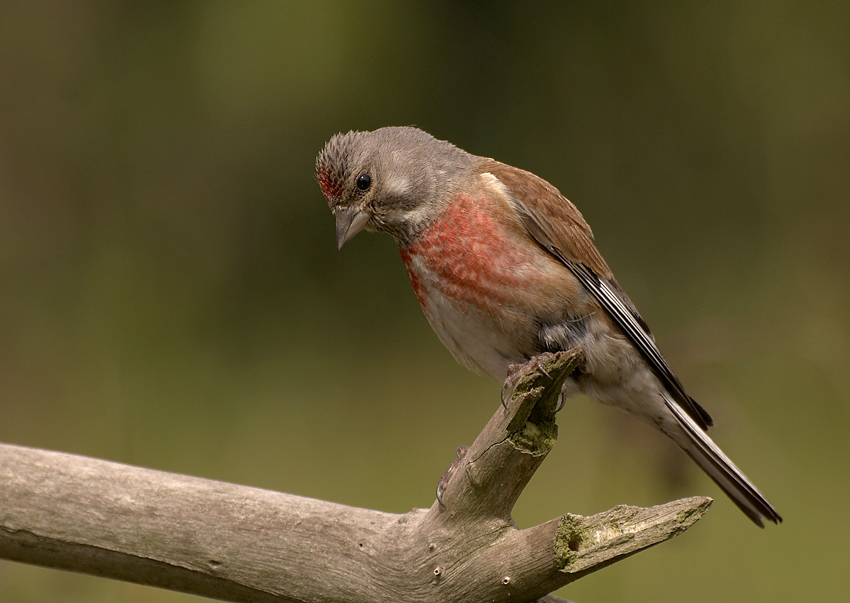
(484, 160, 713, 430)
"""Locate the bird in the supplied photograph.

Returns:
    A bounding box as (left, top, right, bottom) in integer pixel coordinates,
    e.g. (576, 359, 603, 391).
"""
(315, 126, 781, 527)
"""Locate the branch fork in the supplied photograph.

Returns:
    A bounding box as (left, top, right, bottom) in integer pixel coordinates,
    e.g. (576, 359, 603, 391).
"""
(0, 348, 711, 602)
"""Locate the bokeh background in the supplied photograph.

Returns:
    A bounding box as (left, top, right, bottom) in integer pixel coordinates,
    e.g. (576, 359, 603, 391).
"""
(1, 2, 848, 601)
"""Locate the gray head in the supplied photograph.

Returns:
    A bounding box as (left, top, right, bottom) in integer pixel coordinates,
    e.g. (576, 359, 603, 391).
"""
(316, 126, 477, 248)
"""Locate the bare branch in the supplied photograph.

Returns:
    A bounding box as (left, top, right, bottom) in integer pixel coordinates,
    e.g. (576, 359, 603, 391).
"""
(0, 349, 711, 602)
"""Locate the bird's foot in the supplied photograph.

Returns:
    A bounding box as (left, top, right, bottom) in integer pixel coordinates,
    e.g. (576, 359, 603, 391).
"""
(436, 445, 469, 508)
(501, 352, 571, 412)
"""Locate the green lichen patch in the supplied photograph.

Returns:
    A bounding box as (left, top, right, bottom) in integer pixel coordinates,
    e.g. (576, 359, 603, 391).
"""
(554, 514, 587, 570)
(506, 385, 546, 432)
(507, 350, 582, 421)
(508, 416, 558, 455)
(506, 349, 582, 453)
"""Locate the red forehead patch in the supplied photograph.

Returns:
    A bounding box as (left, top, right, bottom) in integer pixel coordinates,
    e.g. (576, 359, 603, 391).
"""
(316, 164, 341, 201)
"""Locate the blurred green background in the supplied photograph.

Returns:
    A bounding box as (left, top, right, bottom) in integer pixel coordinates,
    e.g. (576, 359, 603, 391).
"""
(1, 2, 847, 601)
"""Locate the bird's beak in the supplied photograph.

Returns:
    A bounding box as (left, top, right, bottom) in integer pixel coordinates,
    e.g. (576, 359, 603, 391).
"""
(334, 207, 372, 249)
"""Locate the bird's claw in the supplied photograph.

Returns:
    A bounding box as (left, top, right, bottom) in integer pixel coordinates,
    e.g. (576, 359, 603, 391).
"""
(501, 353, 557, 408)
(436, 445, 469, 508)
(500, 379, 514, 409)
(554, 381, 569, 412)
(502, 353, 571, 413)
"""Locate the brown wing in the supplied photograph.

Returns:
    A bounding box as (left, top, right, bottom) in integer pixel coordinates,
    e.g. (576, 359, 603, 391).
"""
(481, 159, 613, 279)
(482, 159, 714, 430)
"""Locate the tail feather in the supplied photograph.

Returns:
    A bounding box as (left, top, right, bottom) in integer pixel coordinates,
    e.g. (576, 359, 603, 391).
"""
(663, 394, 782, 527)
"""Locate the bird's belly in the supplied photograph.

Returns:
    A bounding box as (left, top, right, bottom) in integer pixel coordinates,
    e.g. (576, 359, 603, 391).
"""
(414, 286, 528, 379)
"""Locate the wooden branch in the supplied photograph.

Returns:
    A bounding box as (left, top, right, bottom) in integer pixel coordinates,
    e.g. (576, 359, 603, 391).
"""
(0, 349, 711, 602)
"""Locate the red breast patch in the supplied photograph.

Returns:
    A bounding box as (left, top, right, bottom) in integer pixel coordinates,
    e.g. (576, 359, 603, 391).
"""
(399, 193, 537, 312)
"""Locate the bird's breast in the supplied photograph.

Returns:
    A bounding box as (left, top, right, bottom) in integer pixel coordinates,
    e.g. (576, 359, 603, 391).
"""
(397, 191, 584, 378)
(399, 192, 563, 310)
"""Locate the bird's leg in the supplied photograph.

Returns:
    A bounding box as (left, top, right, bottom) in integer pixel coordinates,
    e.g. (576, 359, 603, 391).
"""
(436, 445, 469, 508)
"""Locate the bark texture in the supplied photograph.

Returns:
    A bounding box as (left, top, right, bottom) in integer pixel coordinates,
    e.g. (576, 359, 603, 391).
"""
(0, 349, 711, 602)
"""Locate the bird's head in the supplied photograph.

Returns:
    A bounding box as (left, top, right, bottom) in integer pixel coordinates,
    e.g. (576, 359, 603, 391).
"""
(316, 126, 476, 248)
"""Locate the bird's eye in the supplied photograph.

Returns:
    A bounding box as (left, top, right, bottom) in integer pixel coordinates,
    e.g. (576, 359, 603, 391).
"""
(356, 173, 372, 191)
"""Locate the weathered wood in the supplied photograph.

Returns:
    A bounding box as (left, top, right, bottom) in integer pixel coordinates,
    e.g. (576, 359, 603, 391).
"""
(0, 349, 711, 602)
